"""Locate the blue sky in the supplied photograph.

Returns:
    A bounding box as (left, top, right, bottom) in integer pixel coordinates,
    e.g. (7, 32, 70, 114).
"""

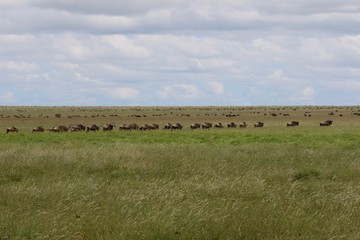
(1, 0, 360, 106)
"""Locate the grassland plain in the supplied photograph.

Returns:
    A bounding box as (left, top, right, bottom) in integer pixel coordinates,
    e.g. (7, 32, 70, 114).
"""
(1, 106, 360, 239)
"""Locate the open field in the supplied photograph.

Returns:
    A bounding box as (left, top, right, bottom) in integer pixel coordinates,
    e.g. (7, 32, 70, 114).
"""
(1, 106, 360, 239)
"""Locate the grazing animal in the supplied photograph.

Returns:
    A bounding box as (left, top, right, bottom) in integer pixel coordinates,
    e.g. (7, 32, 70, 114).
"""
(163, 123, 172, 130)
(57, 125, 68, 132)
(138, 123, 158, 131)
(86, 124, 100, 132)
(227, 122, 237, 128)
(149, 123, 159, 130)
(171, 123, 183, 130)
(202, 122, 212, 129)
(254, 122, 264, 128)
(239, 122, 247, 128)
(47, 127, 60, 132)
(120, 123, 139, 131)
(138, 124, 147, 131)
(32, 126, 45, 132)
(190, 123, 201, 130)
(214, 122, 224, 128)
(287, 121, 300, 127)
(69, 124, 86, 132)
(119, 124, 130, 131)
(320, 120, 333, 127)
(139, 124, 154, 131)
(6, 127, 18, 133)
(103, 123, 116, 131)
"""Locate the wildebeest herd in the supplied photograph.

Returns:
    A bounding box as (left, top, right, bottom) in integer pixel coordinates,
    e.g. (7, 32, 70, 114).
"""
(3, 105, 359, 134)
(5, 119, 336, 133)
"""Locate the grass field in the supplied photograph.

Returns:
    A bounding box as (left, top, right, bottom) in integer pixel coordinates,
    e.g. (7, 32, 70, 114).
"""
(1, 106, 360, 239)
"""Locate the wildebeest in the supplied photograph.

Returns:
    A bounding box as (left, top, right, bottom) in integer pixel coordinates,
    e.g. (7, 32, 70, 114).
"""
(69, 124, 86, 132)
(254, 122, 264, 128)
(202, 122, 212, 129)
(190, 123, 201, 130)
(214, 122, 224, 128)
(148, 123, 159, 130)
(6, 127, 18, 133)
(86, 124, 100, 132)
(32, 126, 45, 132)
(287, 121, 300, 127)
(171, 123, 183, 130)
(58, 125, 68, 132)
(320, 120, 333, 126)
(103, 123, 116, 131)
(138, 124, 148, 131)
(239, 122, 247, 128)
(227, 122, 237, 128)
(163, 123, 172, 130)
(47, 126, 60, 132)
(138, 124, 154, 131)
(119, 123, 139, 131)
(138, 123, 158, 131)
(47, 125, 68, 132)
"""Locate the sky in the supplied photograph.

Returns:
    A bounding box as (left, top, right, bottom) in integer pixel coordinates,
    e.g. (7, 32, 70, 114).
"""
(0, 0, 360, 106)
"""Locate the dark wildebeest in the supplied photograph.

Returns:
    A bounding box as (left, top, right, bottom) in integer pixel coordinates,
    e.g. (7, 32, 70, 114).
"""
(190, 123, 201, 130)
(320, 120, 333, 126)
(254, 122, 264, 128)
(214, 122, 224, 128)
(171, 123, 183, 130)
(163, 123, 172, 130)
(139, 124, 151, 131)
(202, 122, 212, 129)
(227, 122, 237, 128)
(287, 121, 300, 127)
(86, 124, 100, 132)
(6, 127, 18, 133)
(56, 125, 68, 132)
(103, 123, 116, 131)
(47, 126, 60, 132)
(148, 123, 159, 130)
(32, 126, 45, 132)
(69, 124, 86, 132)
(139, 124, 159, 131)
(120, 123, 139, 131)
(138, 124, 146, 131)
(239, 122, 247, 128)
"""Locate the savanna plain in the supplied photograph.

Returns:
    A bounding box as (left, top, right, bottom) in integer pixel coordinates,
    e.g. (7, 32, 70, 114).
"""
(1, 106, 360, 240)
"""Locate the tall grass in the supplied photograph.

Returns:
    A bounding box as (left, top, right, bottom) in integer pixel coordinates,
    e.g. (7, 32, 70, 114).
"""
(1, 129, 360, 239)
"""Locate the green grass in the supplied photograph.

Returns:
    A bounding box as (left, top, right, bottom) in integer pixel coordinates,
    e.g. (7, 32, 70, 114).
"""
(1, 106, 360, 239)
(1, 131, 360, 239)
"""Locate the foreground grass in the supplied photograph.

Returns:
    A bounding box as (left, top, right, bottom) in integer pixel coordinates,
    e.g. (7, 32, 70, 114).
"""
(1, 130, 360, 239)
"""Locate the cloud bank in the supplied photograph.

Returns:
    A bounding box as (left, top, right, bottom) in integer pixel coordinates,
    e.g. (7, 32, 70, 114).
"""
(1, 0, 360, 105)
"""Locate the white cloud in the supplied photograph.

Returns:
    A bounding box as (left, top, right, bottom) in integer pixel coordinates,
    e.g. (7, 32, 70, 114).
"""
(299, 38, 334, 63)
(0, 91, 16, 103)
(299, 87, 316, 103)
(338, 35, 360, 54)
(207, 81, 225, 95)
(268, 69, 296, 83)
(157, 84, 201, 100)
(103, 35, 150, 58)
(0, 61, 37, 73)
(110, 87, 140, 100)
(253, 38, 283, 54)
(302, 87, 315, 99)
